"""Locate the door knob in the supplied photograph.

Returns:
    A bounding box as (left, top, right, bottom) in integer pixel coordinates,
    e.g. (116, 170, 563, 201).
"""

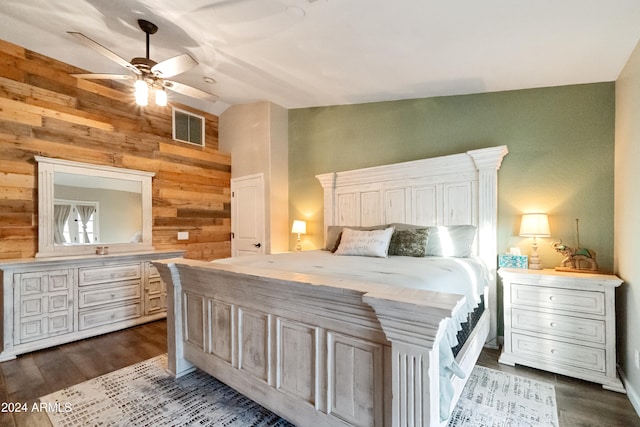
(253, 243, 261, 248)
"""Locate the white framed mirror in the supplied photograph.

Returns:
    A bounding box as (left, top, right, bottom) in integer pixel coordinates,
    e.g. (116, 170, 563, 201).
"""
(35, 156, 155, 258)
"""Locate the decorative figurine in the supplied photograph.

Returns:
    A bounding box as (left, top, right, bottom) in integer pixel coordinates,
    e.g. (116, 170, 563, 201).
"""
(552, 240, 598, 271)
(551, 218, 599, 272)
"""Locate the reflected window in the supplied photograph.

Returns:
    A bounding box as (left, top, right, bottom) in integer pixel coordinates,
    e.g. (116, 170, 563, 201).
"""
(56, 199, 99, 244)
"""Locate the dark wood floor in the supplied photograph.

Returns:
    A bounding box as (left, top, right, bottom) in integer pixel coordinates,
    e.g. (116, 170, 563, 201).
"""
(0, 321, 167, 427)
(1, 320, 638, 426)
(476, 348, 640, 427)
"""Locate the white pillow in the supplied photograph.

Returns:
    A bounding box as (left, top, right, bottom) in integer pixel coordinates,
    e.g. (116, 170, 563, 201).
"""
(334, 226, 395, 258)
(324, 224, 389, 251)
(425, 225, 477, 257)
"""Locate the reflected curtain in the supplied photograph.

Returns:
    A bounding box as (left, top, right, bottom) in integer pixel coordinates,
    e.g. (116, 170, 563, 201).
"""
(77, 205, 96, 243)
(53, 204, 71, 244)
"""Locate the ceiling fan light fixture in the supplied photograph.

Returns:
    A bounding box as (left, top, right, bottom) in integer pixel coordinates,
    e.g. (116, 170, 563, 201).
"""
(68, 21, 217, 106)
(155, 87, 168, 107)
(134, 79, 148, 106)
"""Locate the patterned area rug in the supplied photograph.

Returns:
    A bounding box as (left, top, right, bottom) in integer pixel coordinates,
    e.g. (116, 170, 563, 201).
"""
(40, 355, 293, 427)
(41, 355, 558, 427)
(448, 365, 559, 427)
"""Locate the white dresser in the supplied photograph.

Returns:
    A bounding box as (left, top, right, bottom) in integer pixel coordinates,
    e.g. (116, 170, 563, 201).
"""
(0, 250, 183, 361)
(498, 268, 625, 393)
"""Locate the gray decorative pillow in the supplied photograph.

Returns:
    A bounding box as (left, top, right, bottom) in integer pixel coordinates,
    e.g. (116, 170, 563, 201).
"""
(425, 225, 477, 257)
(388, 228, 429, 257)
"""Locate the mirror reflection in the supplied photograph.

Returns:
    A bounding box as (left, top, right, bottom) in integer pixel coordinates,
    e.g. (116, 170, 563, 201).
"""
(53, 173, 142, 245)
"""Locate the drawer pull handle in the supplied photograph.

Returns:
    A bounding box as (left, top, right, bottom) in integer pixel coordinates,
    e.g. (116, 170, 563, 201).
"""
(550, 349, 558, 355)
(110, 313, 115, 319)
(550, 322, 556, 328)
(111, 293, 115, 298)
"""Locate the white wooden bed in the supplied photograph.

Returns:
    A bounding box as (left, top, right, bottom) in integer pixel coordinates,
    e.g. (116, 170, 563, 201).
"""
(154, 145, 508, 427)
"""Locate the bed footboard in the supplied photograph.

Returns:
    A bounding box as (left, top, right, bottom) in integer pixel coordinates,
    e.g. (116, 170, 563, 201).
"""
(155, 259, 485, 427)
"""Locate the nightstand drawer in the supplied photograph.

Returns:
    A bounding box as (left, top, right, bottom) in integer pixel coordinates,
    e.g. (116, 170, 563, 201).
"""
(511, 333, 605, 373)
(511, 284, 605, 315)
(512, 308, 605, 344)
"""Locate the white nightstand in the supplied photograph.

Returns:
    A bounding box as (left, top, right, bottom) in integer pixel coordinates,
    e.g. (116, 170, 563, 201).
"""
(498, 268, 625, 393)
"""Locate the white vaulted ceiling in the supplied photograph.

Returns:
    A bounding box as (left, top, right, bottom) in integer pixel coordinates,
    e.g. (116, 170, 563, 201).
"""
(1, 0, 640, 115)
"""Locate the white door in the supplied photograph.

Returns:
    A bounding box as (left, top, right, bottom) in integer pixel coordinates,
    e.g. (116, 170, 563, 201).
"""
(231, 174, 265, 256)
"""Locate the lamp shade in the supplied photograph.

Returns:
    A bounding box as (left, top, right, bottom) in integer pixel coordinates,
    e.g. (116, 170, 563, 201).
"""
(155, 88, 168, 107)
(291, 220, 306, 235)
(134, 79, 148, 106)
(519, 213, 550, 237)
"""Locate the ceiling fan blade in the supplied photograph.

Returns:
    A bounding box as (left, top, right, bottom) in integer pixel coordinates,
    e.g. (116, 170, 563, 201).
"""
(152, 54, 198, 78)
(67, 32, 141, 75)
(163, 80, 218, 102)
(71, 73, 134, 80)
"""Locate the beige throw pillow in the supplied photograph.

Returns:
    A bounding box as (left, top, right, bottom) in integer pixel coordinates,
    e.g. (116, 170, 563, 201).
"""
(334, 226, 395, 258)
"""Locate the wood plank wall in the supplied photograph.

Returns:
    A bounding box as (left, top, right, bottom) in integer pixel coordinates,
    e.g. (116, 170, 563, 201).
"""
(0, 39, 231, 261)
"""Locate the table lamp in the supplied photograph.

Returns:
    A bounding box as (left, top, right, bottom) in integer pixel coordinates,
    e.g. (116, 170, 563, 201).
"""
(291, 220, 306, 251)
(519, 213, 550, 270)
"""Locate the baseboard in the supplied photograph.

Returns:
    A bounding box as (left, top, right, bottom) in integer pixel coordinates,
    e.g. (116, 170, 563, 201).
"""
(619, 367, 640, 418)
(483, 335, 503, 350)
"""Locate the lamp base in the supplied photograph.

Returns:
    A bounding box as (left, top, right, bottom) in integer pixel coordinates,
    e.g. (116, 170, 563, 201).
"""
(529, 241, 543, 270)
(528, 258, 543, 270)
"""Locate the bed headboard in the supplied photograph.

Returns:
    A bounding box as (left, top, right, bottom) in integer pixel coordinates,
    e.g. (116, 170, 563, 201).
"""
(316, 145, 508, 346)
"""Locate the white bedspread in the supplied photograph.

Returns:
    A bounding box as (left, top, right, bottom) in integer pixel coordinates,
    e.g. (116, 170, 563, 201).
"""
(214, 250, 488, 348)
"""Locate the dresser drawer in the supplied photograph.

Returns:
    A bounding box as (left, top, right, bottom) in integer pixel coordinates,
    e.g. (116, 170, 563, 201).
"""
(21, 293, 71, 317)
(511, 333, 605, 373)
(17, 269, 73, 294)
(146, 294, 166, 315)
(79, 264, 141, 286)
(511, 308, 605, 344)
(78, 303, 142, 330)
(511, 284, 605, 315)
(147, 277, 164, 295)
(19, 312, 71, 343)
(147, 262, 160, 278)
(78, 280, 141, 309)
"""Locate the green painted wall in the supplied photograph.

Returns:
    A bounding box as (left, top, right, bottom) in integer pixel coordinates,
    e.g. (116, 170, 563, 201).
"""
(289, 83, 615, 274)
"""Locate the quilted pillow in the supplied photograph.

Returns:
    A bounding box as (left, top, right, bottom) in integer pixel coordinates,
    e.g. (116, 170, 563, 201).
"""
(334, 226, 395, 258)
(388, 228, 429, 257)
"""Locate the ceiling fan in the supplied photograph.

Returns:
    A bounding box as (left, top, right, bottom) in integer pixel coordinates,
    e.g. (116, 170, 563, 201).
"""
(68, 19, 217, 106)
